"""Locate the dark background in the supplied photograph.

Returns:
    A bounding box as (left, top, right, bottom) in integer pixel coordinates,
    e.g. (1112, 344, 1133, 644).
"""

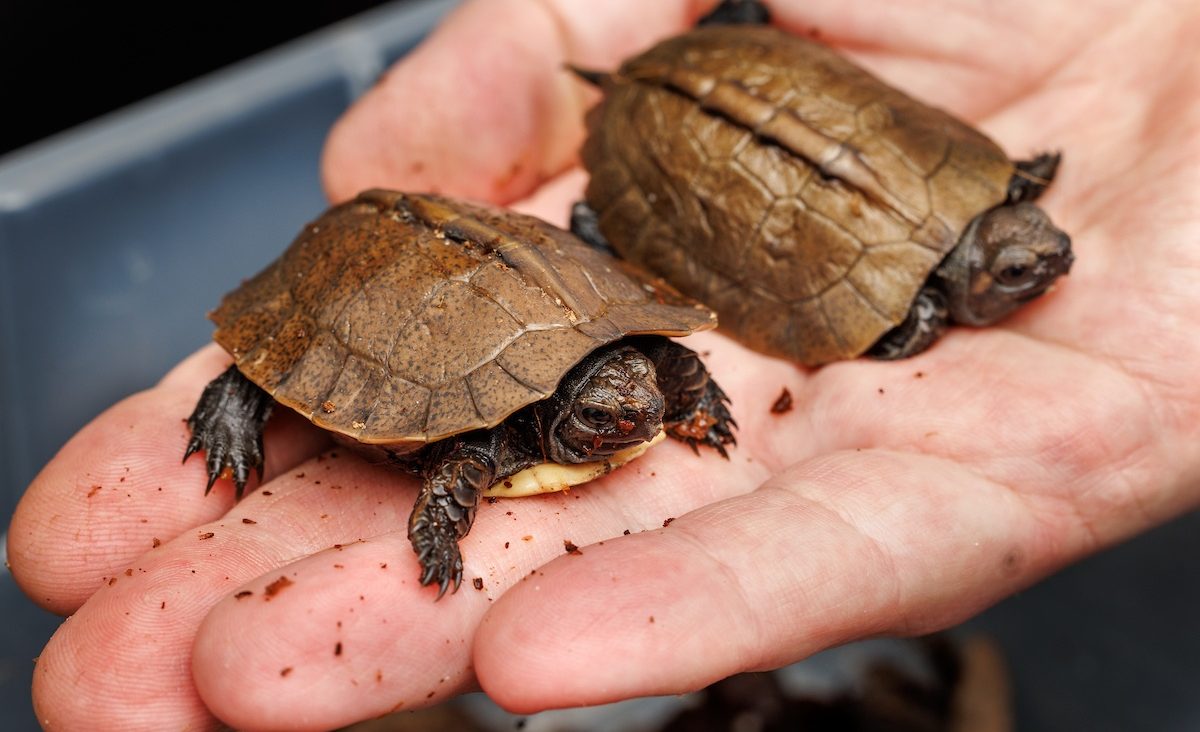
(0, 1, 395, 156)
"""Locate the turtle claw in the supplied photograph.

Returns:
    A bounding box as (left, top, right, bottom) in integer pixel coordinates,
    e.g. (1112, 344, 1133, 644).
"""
(411, 527, 464, 600)
(182, 434, 203, 463)
(184, 365, 272, 499)
(409, 500, 466, 599)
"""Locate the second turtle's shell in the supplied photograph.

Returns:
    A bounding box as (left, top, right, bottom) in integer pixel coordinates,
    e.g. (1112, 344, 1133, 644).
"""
(211, 190, 715, 449)
(581, 25, 1015, 365)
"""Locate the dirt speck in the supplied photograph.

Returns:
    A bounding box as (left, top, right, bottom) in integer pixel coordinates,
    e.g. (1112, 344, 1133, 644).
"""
(877, 387, 885, 394)
(242, 518, 257, 524)
(564, 540, 582, 555)
(321, 400, 336, 413)
(473, 577, 484, 591)
(662, 517, 676, 527)
(199, 532, 215, 540)
(334, 642, 343, 656)
(770, 387, 794, 414)
(1002, 549, 1023, 576)
(623, 529, 631, 535)
(280, 667, 293, 677)
(264, 576, 294, 600)
(235, 591, 253, 600)
(522, 535, 533, 542)
(87, 485, 102, 498)
(649, 616, 655, 624)
(915, 371, 925, 379)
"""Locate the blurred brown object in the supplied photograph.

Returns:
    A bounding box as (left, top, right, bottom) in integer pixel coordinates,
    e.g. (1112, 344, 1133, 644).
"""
(661, 635, 1011, 732)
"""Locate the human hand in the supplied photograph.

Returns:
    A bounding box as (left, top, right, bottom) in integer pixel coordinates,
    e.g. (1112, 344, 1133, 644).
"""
(9, 0, 1200, 729)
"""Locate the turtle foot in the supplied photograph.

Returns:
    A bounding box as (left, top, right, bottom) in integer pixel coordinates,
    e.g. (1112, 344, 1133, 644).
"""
(408, 451, 492, 599)
(697, 0, 771, 26)
(867, 287, 949, 361)
(409, 512, 465, 600)
(1008, 152, 1062, 204)
(184, 365, 272, 499)
(666, 382, 737, 459)
(569, 201, 617, 257)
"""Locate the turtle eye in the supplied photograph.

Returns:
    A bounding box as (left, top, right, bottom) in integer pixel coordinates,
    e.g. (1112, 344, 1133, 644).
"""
(577, 405, 614, 428)
(991, 248, 1039, 287)
(997, 264, 1030, 285)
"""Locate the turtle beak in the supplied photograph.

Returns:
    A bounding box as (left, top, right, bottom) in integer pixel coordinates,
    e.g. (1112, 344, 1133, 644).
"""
(1053, 231, 1074, 274)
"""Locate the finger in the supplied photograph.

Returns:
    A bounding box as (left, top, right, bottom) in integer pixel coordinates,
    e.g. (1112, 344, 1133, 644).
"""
(189, 416, 769, 730)
(192, 537, 481, 731)
(7, 344, 330, 614)
(30, 454, 414, 731)
(508, 166, 589, 226)
(321, 0, 709, 204)
(761, 2, 1099, 123)
(473, 448, 1089, 712)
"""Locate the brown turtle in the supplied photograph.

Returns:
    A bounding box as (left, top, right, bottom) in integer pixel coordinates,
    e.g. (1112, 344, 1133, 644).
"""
(183, 190, 735, 595)
(571, 0, 1073, 366)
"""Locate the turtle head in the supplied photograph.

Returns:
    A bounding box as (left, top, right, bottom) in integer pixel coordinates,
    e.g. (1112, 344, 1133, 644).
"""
(546, 345, 665, 464)
(938, 202, 1073, 326)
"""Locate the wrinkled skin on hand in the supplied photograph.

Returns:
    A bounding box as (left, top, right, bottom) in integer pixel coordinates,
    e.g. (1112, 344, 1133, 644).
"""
(8, 1, 1200, 730)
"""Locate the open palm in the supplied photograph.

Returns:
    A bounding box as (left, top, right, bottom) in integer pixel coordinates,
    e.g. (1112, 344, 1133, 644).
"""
(10, 1, 1199, 730)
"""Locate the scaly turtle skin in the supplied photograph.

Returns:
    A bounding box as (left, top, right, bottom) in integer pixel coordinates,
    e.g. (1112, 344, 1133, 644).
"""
(184, 190, 735, 596)
(571, 0, 1073, 366)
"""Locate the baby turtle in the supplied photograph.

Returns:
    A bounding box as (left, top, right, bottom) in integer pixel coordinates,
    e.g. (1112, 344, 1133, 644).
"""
(184, 190, 735, 595)
(571, 0, 1073, 365)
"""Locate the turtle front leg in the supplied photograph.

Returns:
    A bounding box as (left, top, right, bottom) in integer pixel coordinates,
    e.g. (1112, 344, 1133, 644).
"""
(1007, 152, 1062, 203)
(697, 0, 771, 26)
(641, 339, 737, 457)
(569, 201, 618, 257)
(408, 437, 502, 598)
(184, 365, 273, 498)
(867, 287, 949, 361)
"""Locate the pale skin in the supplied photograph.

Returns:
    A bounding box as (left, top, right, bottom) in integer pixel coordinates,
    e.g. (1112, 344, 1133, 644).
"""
(8, 0, 1200, 729)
